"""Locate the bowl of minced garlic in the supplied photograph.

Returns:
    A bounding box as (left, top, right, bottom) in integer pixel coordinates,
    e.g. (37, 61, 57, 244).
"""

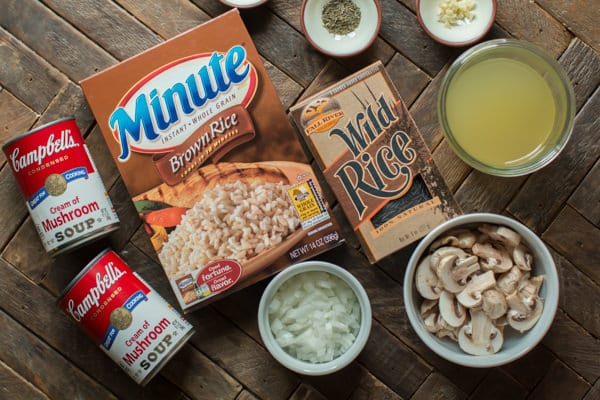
(416, 0, 497, 47)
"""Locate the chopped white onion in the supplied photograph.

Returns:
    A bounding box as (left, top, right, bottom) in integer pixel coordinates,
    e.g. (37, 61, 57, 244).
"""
(268, 271, 361, 363)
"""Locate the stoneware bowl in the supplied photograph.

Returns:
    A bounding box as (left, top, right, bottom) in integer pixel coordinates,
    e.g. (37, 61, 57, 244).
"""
(258, 260, 372, 375)
(403, 213, 559, 368)
(301, 0, 381, 57)
(416, 0, 496, 47)
(219, 0, 268, 8)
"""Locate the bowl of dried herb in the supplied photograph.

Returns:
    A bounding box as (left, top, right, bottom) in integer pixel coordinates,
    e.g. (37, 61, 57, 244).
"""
(301, 0, 381, 57)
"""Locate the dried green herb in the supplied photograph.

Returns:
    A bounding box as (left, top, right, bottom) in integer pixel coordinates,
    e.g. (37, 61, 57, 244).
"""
(322, 0, 361, 35)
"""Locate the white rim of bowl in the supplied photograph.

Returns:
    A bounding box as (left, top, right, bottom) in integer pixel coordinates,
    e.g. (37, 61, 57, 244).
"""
(219, 0, 268, 8)
(258, 261, 372, 375)
(403, 213, 559, 367)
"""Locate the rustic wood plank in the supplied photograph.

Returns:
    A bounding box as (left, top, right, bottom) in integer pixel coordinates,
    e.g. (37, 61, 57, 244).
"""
(0, 361, 50, 400)
(385, 52, 431, 107)
(568, 159, 600, 225)
(237, 390, 259, 400)
(1, 0, 115, 82)
(115, 0, 212, 39)
(508, 87, 600, 232)
(2, 217, 49, 283)
(0, 166, 28, 249)
(262, 57, 304, 111)
(43, 0, 162, 60)
(536, 0, 600, 52)
(552, 247, 600, 337)
(0, 255, 192, 399)
(160, 345, 243, 400)
(559, 39, 600, 112)
(0, 89, 37, 165)
(528, 359, 591, 400)
(542, 310, 600, 383)
(106, 177, 142, 249)
(432, 139, 471, 193)
(357, 321, 432, 399)
(0, 309, 119, 399)
(495, 0, 572, 58)
(543, 205, 600, 284)
(500, 345, 556, 391)
(348, 369, 404, 400)
(583, 380, 600, 400)
(455, 172, 526, 214)
(289, 383, 328, 400)
(37, 82, 96, 137)
(410, 372, 467, 400)
(469, 369, 527, 400)
(0, 28, 67, 113)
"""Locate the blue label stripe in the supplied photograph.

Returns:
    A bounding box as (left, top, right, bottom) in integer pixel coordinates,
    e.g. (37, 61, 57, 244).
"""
(101, 291, 148, 350)
(28, 187, 49, 209)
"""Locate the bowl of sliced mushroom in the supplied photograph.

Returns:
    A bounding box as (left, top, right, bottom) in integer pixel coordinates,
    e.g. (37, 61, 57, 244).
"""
(403, 213, 559, 367)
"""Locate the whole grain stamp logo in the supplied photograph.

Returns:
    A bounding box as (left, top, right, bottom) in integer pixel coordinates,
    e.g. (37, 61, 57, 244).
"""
(106, 45, 327, 306)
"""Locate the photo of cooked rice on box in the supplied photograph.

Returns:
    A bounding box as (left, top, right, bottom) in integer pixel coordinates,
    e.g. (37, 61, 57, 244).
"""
(80, 10, 344, 312)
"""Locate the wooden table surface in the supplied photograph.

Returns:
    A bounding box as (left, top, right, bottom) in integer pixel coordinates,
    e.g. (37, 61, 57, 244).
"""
(1, 1, 599, 399)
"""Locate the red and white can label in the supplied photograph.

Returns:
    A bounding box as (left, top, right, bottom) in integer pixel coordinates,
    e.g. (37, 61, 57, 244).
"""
(2, 118, 119, 255)
(58, 250, 194, 385)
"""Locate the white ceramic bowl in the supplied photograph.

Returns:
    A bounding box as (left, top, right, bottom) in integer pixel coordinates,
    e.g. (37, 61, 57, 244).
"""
(416, 0, 496, 47)
(403, 213, 559, 367)
(258, 260, 372, 375)
(301, 0, 381, 57)
(219, 0, 268, 8)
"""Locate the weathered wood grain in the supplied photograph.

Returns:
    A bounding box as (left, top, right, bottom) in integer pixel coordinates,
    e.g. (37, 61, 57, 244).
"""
(37, 82, 95, 136)
(0, 361, 50, 400)
(495, 0, 572, 58)
(378, 0, 455, 76)
(501, 345, 556, 391)
(508, 88, 600, 232)
(385, 52, 431, 107)
(1, 0, 115, 83)
(552, 247, 600, 338)
(289, 384, 327, 400)
(569, 159, 600, 225)
(0, 309, 119, 399)
(348, 369, 404, 400)
(455, 172, 526, 214)
(116, 0, 212, 39)
(0, 166, 28, 249)
(432, 139, 471, 193)
(43, 0, 162, 61)
(543, 205, 600, 284)
(0, 28, 67, 113)
(469, 369, 527, 400)
(0, 90, 37, 165)
(528, 359, 591, 400)
(559, 39, 600, 111)
(410, 372, 466, 400)
(536, 0, 600, 52)
(542, 310, 600, 383)
(262, 58, 304, 110)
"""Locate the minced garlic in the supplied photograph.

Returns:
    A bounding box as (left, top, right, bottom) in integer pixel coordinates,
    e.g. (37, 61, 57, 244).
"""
(438, 0, 476, 27)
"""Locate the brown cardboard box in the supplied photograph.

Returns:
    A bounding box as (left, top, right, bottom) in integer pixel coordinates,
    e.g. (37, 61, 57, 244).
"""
(81, 10, 343, 312)
(289, 62, 460, 262)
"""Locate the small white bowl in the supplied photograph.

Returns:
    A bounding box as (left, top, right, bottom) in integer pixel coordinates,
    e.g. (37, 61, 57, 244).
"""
(301, 0, 381, 57)
(258, 261, 372, 375)
(416, 0, 496, 47)
(403, 213, 559, 368)
(219, 0, 268, 8)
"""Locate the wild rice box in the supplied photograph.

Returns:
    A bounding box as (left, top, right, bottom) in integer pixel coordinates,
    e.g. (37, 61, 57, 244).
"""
(289, 62, 459, 262)
(80, 10, 343, 312)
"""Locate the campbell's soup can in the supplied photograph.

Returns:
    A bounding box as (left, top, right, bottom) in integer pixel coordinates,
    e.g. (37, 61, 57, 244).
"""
(58, 249, 195, 385)
(2, 117, 119, 256)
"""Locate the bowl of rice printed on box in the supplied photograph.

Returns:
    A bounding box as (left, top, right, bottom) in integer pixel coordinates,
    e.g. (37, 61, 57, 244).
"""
(258, 260, 372, 375)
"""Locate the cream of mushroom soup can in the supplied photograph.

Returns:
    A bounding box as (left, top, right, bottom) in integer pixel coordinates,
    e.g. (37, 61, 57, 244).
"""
(57, 248, 195, 385)
(2, 117, 120, 256)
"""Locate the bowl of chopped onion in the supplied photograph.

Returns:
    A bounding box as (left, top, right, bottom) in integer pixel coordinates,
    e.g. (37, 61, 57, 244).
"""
(258, 260, 372, 375)
(416, 0, 497, 47)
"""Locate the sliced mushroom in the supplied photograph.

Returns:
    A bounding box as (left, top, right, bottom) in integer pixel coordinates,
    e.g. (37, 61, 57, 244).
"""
(507, 298, 543, 333)
(439, 291, 467, 328)
(482, 289, 508, 319)
(456, 271, 496, 308)
(497, 266, 523, 295)
(436, 255, 466, 293)
(452, 255, 480, 283)
(415, 255, 442, 300)
(430, 247, 469, 273)
(430, 229, 477, 251)
(458, 309, 504, 355)
(505, 276, 545, 333)
(478, 224, 521, 248)
(420, 299, 438, 317)
(472, 242, 513, 273)
(513, 244, 533, 271)
(423, 312, 441, 333)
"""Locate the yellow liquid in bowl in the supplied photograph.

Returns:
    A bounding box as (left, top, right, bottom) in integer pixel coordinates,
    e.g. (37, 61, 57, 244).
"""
(445, 58, 556, 168)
